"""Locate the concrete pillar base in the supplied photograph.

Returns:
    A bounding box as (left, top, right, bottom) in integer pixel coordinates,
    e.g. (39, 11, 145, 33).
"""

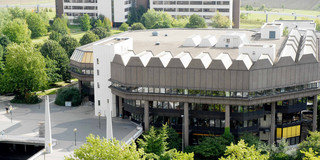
(313, 95, 318, 131)
(183, 103, 189, 148)
(144, 101, 149, 131)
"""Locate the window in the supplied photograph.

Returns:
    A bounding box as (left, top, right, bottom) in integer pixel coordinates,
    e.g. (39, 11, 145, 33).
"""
(97, 82, 100, 88)
(98, 100, 100, 106)
(96, 58, 99, 64)
(226, 39, 230, 43)
(97, 69, 99, 75)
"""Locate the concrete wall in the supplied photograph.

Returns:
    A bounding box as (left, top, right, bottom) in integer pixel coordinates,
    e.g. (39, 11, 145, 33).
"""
(239, 44, 276, 62)
(261, 25, 283, 39)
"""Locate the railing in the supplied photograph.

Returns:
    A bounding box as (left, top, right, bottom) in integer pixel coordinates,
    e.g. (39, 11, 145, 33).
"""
(123, 103, 144, 115)
(231, 109, 265, 121)
(231, 125, 259, 134)
(277, 121, 302, 128)
(190, 110, 225, 119)
(277, 103, 307, 113)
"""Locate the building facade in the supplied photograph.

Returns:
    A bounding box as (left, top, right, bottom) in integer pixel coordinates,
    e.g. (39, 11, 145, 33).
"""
(150, 0, 240, 28)
(57, 0, 132, 25)
(70, 23, 319, 146)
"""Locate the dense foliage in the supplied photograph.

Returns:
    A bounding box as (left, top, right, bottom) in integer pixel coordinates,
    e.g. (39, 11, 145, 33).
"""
(80, 31, 99, 45)
(26, 12, 48, 38)
(55, 87, 82, 106)
(2, 18, 31, 44)
(80, 14, 91, 31)
(51, 17, 70, 35)
(211, 12, 232, 28)
(49, 31, 62, 42)
(185, 14, 207, 28)
(119, 22, 129, 31)
(91, 27, 111, 39)
(131, 22, 146, 30)
(59, 35, 80, 58)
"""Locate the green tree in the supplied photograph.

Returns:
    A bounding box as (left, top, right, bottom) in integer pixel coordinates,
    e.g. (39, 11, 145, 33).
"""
(51, 17, 70, 35)
(167, 127, 182, 151)
(40, 40, 70, 81)
(65, 134, 146, 160)
(92, 27, 111, 39)
(138, 125, 169, 157)
(141, 9, 174, 29)
(59, 35, 80, 57)
(80, 14, 91, 31)
(301, 148, 320, 160)
(45, 57, 61, 84)
(103, 17, 112, 32)
(298, 131, 320, 158)
(259, 4, 266, 11)
(127, 5, 147, 25)
(55, 88, 82, 106)
(119, 22, 129, 31)
(2, 18, 31, 44)
(0, 35, 11, 50)
(239, 133, 262, 148)
(26, 12, 47, 38)
(172, 16, 189, 28)
(79, 31, 99, 45)
(49, 31, 62, 42)
(8, 7, 28, 19)
(219, 140, 269, 160)
(185, 14, 207, 28)
(211, 12, 232, 28)
(131, 22, 146, 30)
(2, 43, 47, 97)
(95, 19, 104, 28)
(283, 27, 289, 36)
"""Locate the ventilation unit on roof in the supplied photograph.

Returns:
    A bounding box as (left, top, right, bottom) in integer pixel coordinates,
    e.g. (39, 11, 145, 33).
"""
(183, 35, 201, 47)
(152, 31, 159, 36)
(155, 42, 160, 45)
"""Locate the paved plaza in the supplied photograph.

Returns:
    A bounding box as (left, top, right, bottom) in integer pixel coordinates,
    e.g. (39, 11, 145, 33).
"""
(0, 95, 138, 160)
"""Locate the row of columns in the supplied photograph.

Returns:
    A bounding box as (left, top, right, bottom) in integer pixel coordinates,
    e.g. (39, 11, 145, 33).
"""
(118, 95, 318, 147)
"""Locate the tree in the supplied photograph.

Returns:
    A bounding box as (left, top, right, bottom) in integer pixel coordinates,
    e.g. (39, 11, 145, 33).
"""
(298, 131, 320, 158)
(301, 148, 320, 160)
(26, 12, 47, 38)
(2, 43, 47, 98)
(2, 18, 31, 44)
(219, 140, 269, 160)
(172, 16, 189, 28)
(131, 22, 146, 30)
(66, 134, 146, 160)
(49, 31, 62, 42)
(167, 127, 182, 151)
(103, 17, 112, 32)
(59, 35, 80, 57)
(283, 27, 289, 36)
(80, 14, 91, 31)
(51, 17, 70, 35)
(55, 88, 82, 106)
(8, 7, 28, 19)
(211, 12, 232, 28)
(95, 19, 104, 28)
(40, 40, 70, 81)
(91, 27, 111, 39)
(138, 125, 169, 157)
(119, 22, 129, 31)
(185, 14, 207, 28)
(239, 133, 262, 148)
(45, 57, 61, 84)
(127, 5, 147, 25)
(141, 9, 174, 29)
(259, 4, 266, 11)
(0, 35, 11, 50)
(79, 31, 99, 45)
(187, 128, 234, 160)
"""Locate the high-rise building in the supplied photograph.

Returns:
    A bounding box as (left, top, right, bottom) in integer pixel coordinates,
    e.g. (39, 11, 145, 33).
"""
(150, 0, 240, 28)
(56, 0, 132, 25)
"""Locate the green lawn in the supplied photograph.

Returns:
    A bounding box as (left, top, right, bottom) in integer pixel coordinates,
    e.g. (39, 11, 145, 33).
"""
(36, 79, 78, 96)
(240, 8, 319, 29)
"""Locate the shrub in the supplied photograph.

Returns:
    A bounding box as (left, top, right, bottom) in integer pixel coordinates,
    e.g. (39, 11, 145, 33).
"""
(119, 22, 129, 31)
(49, 31, 62, 42)
(55, 88, 82, 106)
(91, 27, 111, 39)
(131, 22, 146, 30)
(80, 31, 99, 45)
(11, 92, 41, 104)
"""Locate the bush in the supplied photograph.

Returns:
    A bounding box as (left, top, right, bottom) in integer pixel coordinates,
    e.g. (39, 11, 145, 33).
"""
(119, 22, 129, 31)
(80, 31, 99, 45)
(55, 87, 82, 106)
(91, 27, 111, 39)
(131, 22, 146, 30)
(11, 92, 41, 104)
(49, 31, 62, 42)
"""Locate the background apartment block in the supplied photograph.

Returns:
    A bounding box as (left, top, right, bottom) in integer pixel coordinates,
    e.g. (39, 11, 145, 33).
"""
(150, 0, 240, 28)
(56, 0, 132, 25)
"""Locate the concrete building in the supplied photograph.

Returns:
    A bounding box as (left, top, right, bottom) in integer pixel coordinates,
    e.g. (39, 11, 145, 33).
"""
(70, 23, 319, 146)
(150, 0, 240, 28)
(57, 0, 132, 25)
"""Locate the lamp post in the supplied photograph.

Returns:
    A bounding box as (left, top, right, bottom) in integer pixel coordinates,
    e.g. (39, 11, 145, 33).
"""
(181, 114, 184, 152)
(73, 128, 77, 146)
(98, 112, 101, 129)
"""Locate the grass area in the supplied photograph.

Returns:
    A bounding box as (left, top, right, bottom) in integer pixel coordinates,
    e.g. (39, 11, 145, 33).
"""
(0, 0, 55, 5)
(36, 79, 78, 96)
(240, 8, 319, 29)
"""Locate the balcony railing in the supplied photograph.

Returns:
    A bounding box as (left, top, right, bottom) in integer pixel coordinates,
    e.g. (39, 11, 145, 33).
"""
(231, 109, 265, 121)
(276, 103, 307, 113)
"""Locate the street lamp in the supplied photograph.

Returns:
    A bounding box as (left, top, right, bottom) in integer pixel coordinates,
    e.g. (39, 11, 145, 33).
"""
(181, 114, 184, 152)
(98, 112, 101, 129)
(73, 128, 77, 146)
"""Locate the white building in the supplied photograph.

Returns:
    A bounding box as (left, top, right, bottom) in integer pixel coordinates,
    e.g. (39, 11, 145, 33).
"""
(261, 23, 284, 40)
(150, 0, 234, 24)
(60, 0, 132, 25)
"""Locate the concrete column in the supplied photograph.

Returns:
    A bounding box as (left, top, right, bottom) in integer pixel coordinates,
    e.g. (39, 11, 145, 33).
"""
(44, 95, 52, 153)
(106, 99, 113, 140)
(270, 102, 276, 144)
(144, 101, 149, 131)
(225, 105, 230, 128)
(119, 97, 123, 118)
(183, 103, 189, 147)
(313, 95, 318, 131)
